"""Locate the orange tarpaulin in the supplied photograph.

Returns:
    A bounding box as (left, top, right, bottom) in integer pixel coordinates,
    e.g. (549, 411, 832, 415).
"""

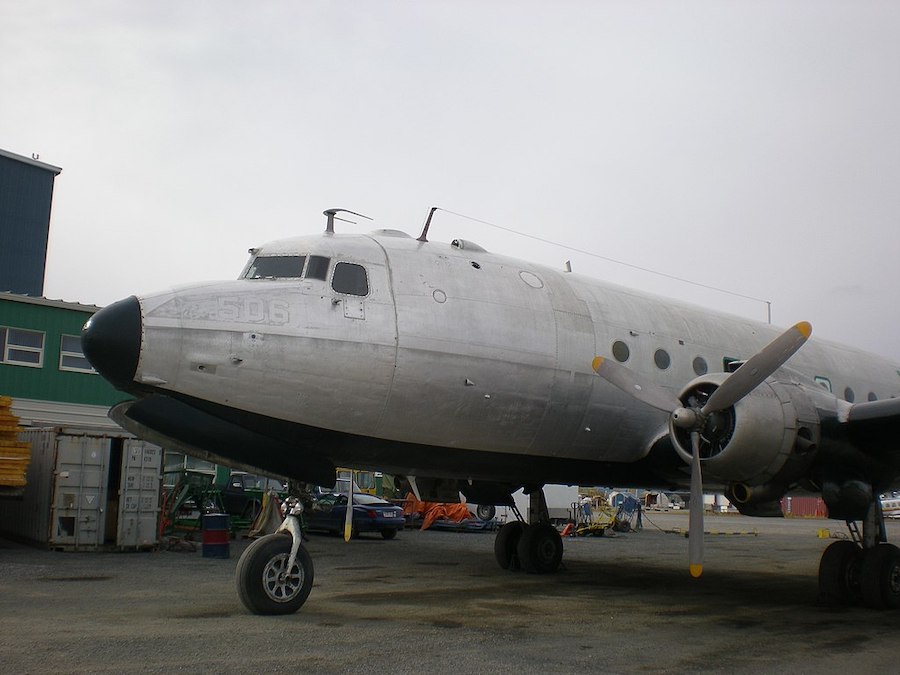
(402, 492, 474, 530)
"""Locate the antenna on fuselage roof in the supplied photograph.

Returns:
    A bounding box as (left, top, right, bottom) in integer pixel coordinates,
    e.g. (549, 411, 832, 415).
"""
(417, 206, 441, 242)
(323, 208, 372, 234)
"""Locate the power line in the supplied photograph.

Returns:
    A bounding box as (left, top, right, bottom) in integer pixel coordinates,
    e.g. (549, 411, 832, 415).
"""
(435, 207, 772, 323)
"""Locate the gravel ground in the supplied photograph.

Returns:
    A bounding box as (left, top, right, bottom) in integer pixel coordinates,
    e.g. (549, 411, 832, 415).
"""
(1, 512, 899, 674)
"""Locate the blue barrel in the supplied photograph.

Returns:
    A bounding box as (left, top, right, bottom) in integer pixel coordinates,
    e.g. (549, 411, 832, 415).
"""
(201, 513, 230, 558)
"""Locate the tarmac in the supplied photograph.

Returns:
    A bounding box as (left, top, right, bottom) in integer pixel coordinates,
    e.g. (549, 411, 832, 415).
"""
(2, 511, 900, 674)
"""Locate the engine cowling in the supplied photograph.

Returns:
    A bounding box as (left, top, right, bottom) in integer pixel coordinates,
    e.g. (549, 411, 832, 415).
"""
(669, 373, 820, 487)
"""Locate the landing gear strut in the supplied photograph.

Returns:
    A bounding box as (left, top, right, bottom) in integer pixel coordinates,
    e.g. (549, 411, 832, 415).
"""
(493, 487, 564, 575)
(819, 499, 900, 609)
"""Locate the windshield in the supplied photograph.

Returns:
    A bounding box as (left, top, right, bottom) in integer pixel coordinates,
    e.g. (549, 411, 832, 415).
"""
(244, 255, 306, 279)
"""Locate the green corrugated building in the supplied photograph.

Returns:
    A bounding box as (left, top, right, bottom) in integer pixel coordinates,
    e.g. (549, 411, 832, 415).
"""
(0, 293, 127, 427)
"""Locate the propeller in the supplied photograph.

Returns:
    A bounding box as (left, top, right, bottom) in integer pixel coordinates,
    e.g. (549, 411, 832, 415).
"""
(592, 321, 812, 577)
(343, 474, 354, 542)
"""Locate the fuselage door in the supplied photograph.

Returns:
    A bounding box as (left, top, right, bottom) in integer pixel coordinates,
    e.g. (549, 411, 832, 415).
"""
(331, 261, 369, 320)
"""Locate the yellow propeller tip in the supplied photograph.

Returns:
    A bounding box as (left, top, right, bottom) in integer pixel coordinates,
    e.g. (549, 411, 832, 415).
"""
(689, 564, 703, 578)
(795, 321, 812, 338)
(591, 356, 604, 372)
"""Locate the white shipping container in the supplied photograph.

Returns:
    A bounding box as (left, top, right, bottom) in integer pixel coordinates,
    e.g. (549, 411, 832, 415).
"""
(0, 428, 162, 550)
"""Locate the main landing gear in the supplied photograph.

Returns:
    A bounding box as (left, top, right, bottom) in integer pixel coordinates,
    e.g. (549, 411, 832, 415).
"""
(493, 487, 564, 574)
(818, 500, 900, 609)
(236, 498, 315, 615)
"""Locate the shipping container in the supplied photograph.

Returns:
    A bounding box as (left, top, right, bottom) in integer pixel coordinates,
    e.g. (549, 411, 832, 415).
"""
(781, 495, 827, 518)
(0, 427, 162, 550)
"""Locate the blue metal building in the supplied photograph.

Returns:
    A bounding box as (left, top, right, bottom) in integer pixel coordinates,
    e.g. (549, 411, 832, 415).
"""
(0, 148, 62, 296)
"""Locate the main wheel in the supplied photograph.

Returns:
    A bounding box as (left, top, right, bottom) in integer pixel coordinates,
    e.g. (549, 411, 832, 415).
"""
(517, 522, 563, 574)
(494, 521, 525, 570)
(381, 528, 397, 540)
(476, 504, 496, 521)
(818, 540, 863, 605)
(236, 533, 314, 615)
(860, 543, 900, 609)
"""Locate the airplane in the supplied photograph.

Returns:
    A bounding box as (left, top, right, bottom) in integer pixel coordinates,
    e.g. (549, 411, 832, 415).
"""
(81, 208, 900, 615)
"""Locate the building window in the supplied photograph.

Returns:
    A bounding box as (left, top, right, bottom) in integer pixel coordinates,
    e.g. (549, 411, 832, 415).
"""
(0, 326, 45, 367)
(59, 334, 95, 373)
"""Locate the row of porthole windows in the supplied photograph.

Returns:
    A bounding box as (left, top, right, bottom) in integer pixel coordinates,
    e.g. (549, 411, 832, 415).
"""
(613, 340, 710, 376)
(611, 339, 883, 403)
(843, 387, 878, 403)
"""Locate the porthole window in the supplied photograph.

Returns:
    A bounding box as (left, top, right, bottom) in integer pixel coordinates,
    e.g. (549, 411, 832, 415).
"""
(612, 340, 630, 363)
(868, 392, 878, 402)
(692, 356, 708, 376)
(654, 349, 671, 370)
(844, 387, 855, 403)
(331, 262, 369, 296)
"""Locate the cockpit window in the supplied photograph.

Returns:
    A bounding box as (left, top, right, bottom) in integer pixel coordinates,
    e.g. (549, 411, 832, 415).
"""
(306, 255, 331, 281)
(332, 262, 369, 296)
(244, 255, 306, 279)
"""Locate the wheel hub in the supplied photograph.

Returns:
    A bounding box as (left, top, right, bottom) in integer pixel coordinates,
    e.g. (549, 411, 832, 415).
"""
(263, 553, 304, 603)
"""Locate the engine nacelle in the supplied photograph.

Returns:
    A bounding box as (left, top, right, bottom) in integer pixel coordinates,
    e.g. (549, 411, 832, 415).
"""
(669, 373, 820, 487)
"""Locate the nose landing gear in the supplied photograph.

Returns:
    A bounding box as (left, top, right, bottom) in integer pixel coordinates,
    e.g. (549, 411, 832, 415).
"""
(236, 498, 314, 615)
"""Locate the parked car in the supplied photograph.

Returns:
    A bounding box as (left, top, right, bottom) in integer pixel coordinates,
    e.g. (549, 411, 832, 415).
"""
(305, 489, 404, 539)
(221, 471, 287, 521)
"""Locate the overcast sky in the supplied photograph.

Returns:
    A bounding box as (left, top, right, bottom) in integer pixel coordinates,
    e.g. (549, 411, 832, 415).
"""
(2, 2, 899, 361)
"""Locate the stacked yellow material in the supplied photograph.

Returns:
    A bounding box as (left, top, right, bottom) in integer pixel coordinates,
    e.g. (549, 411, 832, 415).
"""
(0, 396, 30, 488)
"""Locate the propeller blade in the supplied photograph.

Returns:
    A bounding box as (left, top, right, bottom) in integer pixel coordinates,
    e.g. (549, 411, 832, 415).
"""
(689, 430, 704, 578)
(343, 475, 354, 542)
(702, 321, 812, 414)
(592, 356, 682, 413)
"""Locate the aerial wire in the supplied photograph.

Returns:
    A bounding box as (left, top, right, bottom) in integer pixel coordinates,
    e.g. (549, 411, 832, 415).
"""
(432, 207, 773, 324)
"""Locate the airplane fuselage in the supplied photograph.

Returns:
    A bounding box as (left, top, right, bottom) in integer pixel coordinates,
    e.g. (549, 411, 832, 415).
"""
(88, 228, 900, 497)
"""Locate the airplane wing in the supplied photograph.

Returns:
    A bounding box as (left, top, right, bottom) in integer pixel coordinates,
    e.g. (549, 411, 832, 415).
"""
(844, 397, 900, 456)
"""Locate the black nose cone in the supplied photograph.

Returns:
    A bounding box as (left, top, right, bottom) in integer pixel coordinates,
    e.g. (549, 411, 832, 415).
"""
(82, 295, 142, 389)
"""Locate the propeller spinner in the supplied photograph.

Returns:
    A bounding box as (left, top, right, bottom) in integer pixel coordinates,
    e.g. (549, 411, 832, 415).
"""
(592, 321, 812, 578)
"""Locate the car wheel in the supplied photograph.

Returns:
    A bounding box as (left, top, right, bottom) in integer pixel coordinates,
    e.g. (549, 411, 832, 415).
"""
(381, 528, 397, 540)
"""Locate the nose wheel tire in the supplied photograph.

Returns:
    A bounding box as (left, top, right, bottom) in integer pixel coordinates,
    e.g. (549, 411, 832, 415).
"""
(236, 533, 314, 615)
